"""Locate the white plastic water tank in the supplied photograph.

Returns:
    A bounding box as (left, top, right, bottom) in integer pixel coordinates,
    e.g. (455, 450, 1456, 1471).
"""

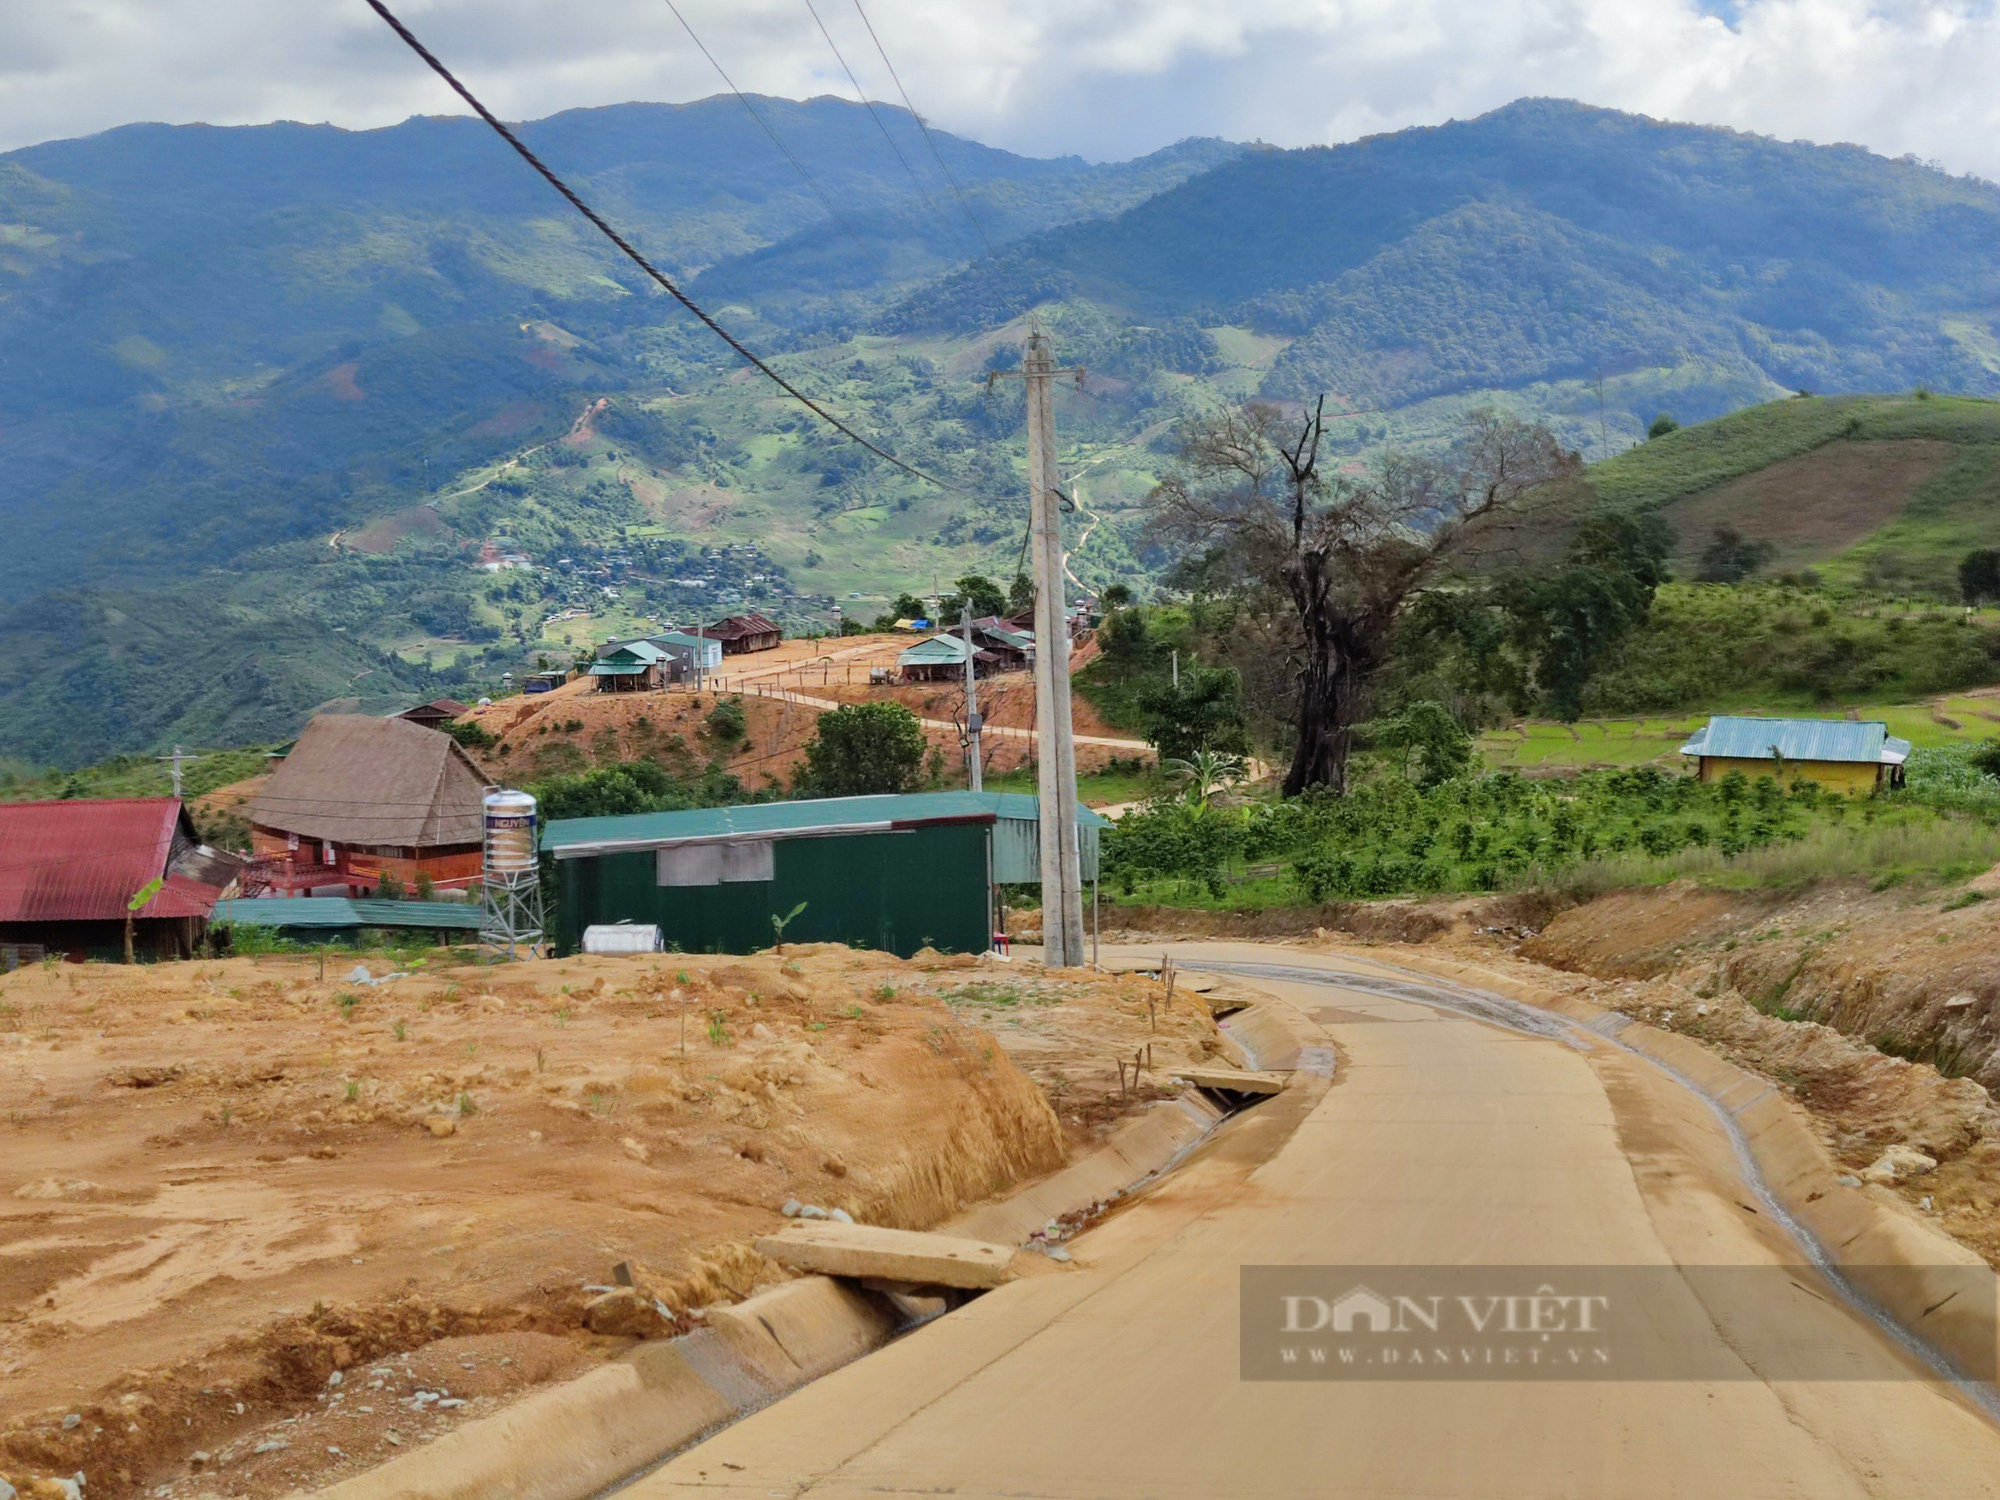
(483, 789, 538, 876)
(582, 922, 663, 955)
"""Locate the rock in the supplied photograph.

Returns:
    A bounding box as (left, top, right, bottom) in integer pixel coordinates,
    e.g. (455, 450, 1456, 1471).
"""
(619, 1137, 650, 1163)
(423, 1116, 457, 1138)
(0, 1477, 14, 1500)
(326, 1371, 343, 1388)
(756, 1223, 1015, 1290)
(1861, 1145, 1938, 1184)
(751, 1023, 773, 1041)
(252, 1441, 288, 1455)
(55, 1481, 80, 1500)
(796, 1203, 831, 1220)
(435, 1399, 465, 1410)
(61, 1416, 81, 1432)
(188, 1455, 209, 1469)
(828, 1208, 855, 1224)
(780, 1199, 802, 1218)
(1837, 1174, 1862, 1187)
(1944, 994, 1978, 1010)
(582, 1287, 675, 1338)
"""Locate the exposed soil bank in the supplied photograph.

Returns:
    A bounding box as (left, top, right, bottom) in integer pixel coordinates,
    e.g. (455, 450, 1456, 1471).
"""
(0, 946, 1206, 1500)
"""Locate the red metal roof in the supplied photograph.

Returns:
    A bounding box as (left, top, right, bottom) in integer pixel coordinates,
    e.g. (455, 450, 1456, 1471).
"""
(0, 798, 217, 922)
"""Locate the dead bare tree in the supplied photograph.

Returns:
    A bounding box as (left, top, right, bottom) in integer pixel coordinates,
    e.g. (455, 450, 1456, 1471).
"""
(1148, 400, 1579, 795)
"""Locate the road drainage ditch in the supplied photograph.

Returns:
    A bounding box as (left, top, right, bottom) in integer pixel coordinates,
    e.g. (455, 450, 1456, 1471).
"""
(288, 1066, 1302, 1500)
(1189, 956, 2000, 1421)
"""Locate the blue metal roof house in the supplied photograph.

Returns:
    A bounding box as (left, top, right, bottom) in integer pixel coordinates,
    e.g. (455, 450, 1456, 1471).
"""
(1679, 716, 1912, 794)
(542, 792, 1105, 957)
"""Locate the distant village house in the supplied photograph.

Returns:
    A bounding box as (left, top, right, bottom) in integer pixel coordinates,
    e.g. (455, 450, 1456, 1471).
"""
(395, 698, 469, 731)
(705, 612, 782, 655)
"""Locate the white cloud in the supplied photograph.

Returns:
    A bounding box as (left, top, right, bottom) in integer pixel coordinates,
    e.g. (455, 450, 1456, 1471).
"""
(2, 0, 1997, 179)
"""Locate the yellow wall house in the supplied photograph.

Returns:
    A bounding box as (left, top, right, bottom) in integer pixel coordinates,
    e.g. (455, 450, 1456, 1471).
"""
(1679, 716, 1911, 795)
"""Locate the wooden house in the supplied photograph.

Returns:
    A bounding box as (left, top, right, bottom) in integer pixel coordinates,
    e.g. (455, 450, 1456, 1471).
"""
(0, 798, 226, 962)
(247, 715, 487, 895)
(1679, 716, 1911, 794)
(705, 612, 782, 655)
(395, 698, 469, 731)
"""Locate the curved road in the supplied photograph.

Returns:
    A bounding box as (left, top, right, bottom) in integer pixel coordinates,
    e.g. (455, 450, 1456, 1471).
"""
(625, 942, 2000, 1499)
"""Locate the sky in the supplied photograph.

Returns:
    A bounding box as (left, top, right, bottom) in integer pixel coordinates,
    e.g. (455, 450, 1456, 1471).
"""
(4, 0, 2000, 177)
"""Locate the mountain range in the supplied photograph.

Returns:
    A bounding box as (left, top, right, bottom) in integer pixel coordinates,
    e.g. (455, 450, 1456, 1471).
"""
(2, 95, 1998, 767)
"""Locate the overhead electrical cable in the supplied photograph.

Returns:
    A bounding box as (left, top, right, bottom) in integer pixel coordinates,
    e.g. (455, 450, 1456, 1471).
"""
(659, 0, 882, 267)
(797, 0, 961, 246)
(361, 0, 959, 493)
(846, 0, 995, 257)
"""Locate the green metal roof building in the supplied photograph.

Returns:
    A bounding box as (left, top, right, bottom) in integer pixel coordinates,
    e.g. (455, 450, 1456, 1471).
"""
(212, 897, 482, 944)
(542, 792, 1106, 958)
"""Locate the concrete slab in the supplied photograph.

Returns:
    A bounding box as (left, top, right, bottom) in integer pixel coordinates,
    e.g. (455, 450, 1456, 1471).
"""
(1170, 1066, 1288, 1096)
(756, 1223, 1015, 1290)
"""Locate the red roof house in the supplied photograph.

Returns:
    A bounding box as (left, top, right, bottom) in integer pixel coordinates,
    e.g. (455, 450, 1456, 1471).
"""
(0, 798, 224, 963)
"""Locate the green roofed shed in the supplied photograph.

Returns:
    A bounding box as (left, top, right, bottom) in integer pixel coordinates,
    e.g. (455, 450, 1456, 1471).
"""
(543, 792, 1105, 958)
(213, 897, 481, 944)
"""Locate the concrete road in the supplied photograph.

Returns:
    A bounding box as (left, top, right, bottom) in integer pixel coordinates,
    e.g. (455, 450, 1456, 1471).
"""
(626, 944, 2000, 1498)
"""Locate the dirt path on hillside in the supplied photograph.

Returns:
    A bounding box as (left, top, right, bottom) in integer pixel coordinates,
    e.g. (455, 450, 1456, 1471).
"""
(0, 947, 1211, 1500)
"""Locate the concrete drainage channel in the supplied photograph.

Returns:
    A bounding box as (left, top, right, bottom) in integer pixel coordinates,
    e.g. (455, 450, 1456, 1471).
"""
(291, 1059, 1295, 1500)
(1185, 956, 2000, 1422)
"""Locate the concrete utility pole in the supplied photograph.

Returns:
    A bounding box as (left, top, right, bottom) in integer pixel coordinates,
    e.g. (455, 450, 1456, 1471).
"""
(1022, 331, 1086, 966)
(961, 606, 984, 794)
(160, 744, 188, 800)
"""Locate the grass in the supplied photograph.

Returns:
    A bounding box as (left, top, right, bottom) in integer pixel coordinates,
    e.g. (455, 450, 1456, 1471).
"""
(1539, 815, 2000, 896)
(1478, 690, 2000, 775)
(985, 763, 1161, 806)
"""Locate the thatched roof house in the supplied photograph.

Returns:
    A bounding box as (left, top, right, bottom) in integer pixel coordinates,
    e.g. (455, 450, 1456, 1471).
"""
(248, 715, 489, 895)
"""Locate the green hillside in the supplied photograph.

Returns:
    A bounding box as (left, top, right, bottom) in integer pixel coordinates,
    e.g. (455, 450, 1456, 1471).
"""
(1587, 393, 2000, 593)
(6, 96, 2000, 767)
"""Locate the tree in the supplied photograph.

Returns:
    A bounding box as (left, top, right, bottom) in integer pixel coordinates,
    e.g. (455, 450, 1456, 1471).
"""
(796, 701, 927, 796)
(1647, 413, 1680, 440)
(1099, 583, 1134, 609)
(707, 696, 746, 743)
(1134, 663, 1249, 762)
(939, 573, 1007, 621)
(1500, 510, 1674, 719)
(1959, 548, 2000, 606)
(1148, 401, 1578, 794)
(1365, 701, 1474, 788)
(1007, 572, 1035, 613)
(1696, 525, 1774, 584)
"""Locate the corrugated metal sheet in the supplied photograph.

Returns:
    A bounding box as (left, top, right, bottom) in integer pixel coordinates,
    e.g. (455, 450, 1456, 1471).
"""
(543, 791, 1106, 855)
(1680, 716, 1903, 764)
(899, 635, 972, 666)
(0, 798, 214, 922)
(557, 819, 993, 958)
(212, 897, 481, 930)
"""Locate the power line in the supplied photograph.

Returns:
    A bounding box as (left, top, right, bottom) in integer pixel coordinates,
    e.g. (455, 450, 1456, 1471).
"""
(798, 0, 960, 247)
(362, 0, 957, 494)
(847, 0, 995, 258)
(659, 0, 881, 268)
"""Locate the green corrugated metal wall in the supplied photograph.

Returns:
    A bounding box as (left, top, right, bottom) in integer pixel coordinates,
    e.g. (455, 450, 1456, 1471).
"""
(556, 822, 992, 958)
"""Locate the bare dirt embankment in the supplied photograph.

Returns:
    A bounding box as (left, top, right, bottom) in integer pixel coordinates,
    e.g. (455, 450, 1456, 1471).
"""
(464, 678, 1135, 793)
(0, 946, 1212, 1500)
